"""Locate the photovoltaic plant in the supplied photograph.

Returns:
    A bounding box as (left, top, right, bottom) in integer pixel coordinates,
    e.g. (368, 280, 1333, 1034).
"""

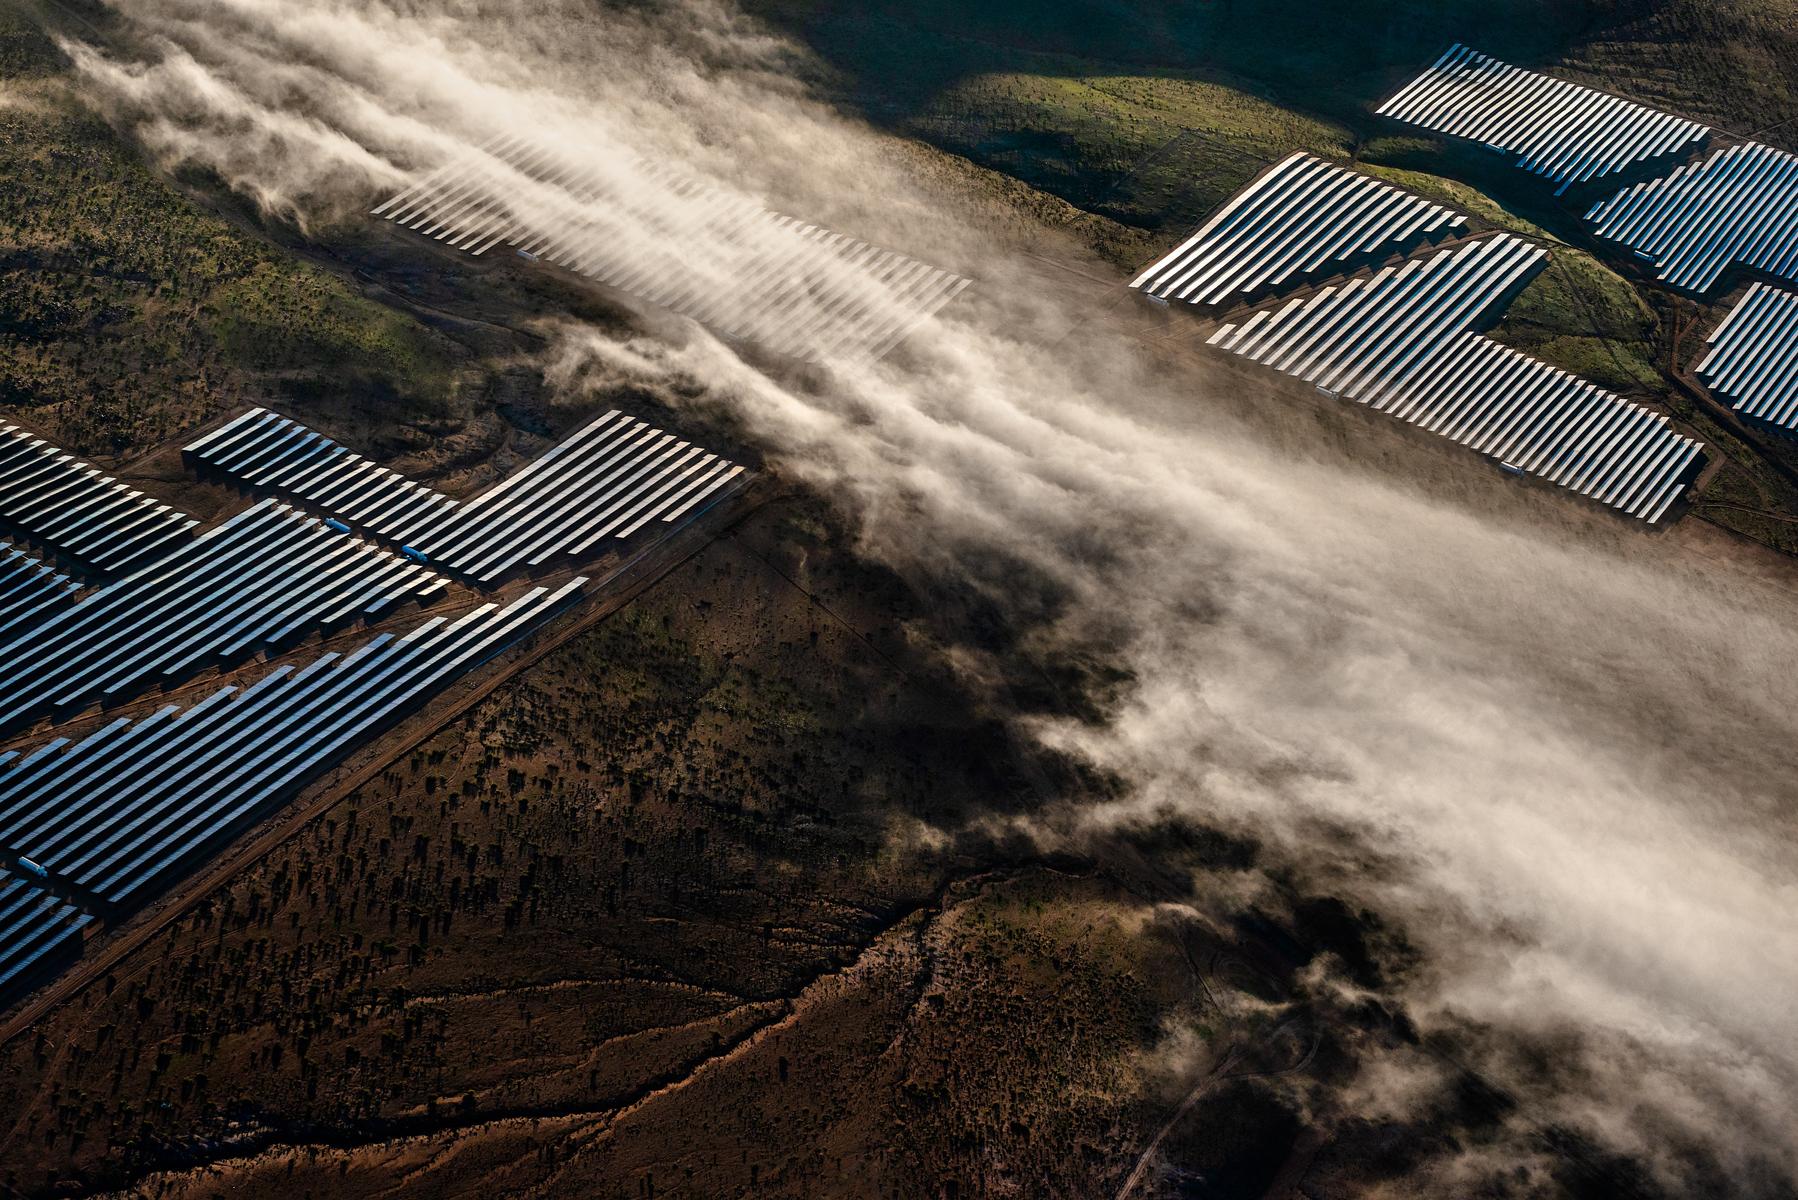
(0, 136, 781, 991)
(0, 393, 748, 991)
(0, 582, 584, 912)
(1585, 142, 1798, 295)
(1205, 234, 1702, 522)
(8, 40, 1746, 998)
(1130, 153, 1466, 309)
(373, 134, 972, 364)
(0, 424, 197, 574)
(1694, 283, 1798, 432)
(1377, 43, 1709, 194)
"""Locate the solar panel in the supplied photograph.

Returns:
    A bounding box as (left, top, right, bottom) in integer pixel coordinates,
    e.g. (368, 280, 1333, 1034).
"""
(372, 134, 971, 364)
(0, 424, 198, 574)
(0, 541, 77, 636)
(0, 864, 93, 999)
(1586, 141, 1798, 295)
(1131, 153, 1466, 309)
(1207, 234, 1703, 521)
(1378, 44, 1708, 193)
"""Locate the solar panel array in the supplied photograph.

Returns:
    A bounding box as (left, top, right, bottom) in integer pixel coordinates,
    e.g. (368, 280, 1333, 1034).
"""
(1207, 234, 1702, 521)
(0, 581, 584, 910)
(1693, 283, 1798, 431)
(0, 424, 197, 574)
(1585, 141, 1798, 295)
(0, 865, 92, 999)
(373, 134, 971, 364)
(0, 500, 446, 738)
(185, 407, 746, 586)
(1130, 153, 1466, 309)
(1377, 43, 1709, 193)
(185, 408, 456, 542)
(0, 146, 788, 993)
(409, 409, 746, 583)
(0, 542, 77, 636)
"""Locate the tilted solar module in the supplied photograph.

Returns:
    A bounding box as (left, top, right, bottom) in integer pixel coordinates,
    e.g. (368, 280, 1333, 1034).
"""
(1378, 44, 1708, 193)
(1130, 153, 1466, 309)
(184, 407, 457, 542)
(0, 424, 197, 574)
(1206, 234, 1702, 522)
(407, 409, 746, 583)
(372, 134, 971, 364)
(184, 406, 746, 587)
(0, 864, 92, 999)
(1694, 283, 1798, 431)
(0, 542, 77, 637)
(0, 580, 584, 910)
(1585, 141, 1798, 295)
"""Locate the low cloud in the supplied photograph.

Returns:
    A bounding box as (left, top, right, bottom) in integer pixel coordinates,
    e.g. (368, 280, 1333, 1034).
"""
(59, 0, 1798, 1190)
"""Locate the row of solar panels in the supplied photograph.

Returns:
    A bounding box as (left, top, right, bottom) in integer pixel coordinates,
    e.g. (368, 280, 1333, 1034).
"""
(1130, 152, 1703, 518)
(0, 501, 444, 740)
(0, 542, 77, 633)
(1207, 234, 1701, 522)
(1381, 44, 1798, 302)
(0, 424, 197, 575)
(5, 398, 745, 603)
(1585, 142, 1798, 296)
(374, 133, 971, 365)
(188, 406, 746, 584)
(183, 409, 455, 543)
(0, 865, 91, 1003)
(1376, 43, 1709, 193)
(1130, 152, 1466, 310)
(1696, 284, 1798, 433)
(0, 581, 582, 914)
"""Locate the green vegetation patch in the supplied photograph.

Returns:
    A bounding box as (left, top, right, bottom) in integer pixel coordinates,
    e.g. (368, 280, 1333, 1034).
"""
(757, 0, 1596, 124)
(1556, 1, 1798, 137)
(0, 75, 465, 455)
(1492, 250, 1664, 395)
(907, 70, 1354, 233)
(1358, 162, 1556, 242)
(208, 260, 457, 391)
(0, 4, 62, 78)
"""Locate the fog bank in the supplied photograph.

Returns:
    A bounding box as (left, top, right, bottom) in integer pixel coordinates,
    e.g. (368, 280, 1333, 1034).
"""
(63, 0, 1798, 1190)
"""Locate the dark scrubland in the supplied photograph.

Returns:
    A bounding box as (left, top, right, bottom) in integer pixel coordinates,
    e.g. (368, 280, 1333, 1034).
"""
(0, 495, 1474, 1199)
(0, 1, 1794, 1197)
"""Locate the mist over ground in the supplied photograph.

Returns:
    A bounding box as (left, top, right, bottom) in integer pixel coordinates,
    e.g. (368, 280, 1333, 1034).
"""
(57, 0, 1798, 1191)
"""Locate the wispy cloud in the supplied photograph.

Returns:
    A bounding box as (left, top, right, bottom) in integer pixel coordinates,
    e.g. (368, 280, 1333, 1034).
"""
(61, 0, 1798, 1189)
